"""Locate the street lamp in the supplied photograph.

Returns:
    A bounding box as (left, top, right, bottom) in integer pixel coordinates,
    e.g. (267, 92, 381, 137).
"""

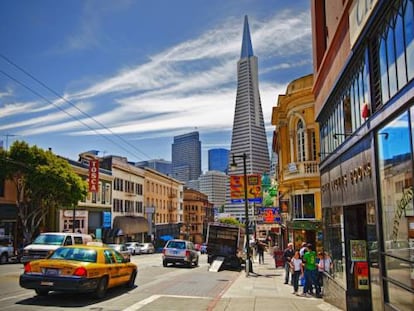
(231, 153, 253, 276)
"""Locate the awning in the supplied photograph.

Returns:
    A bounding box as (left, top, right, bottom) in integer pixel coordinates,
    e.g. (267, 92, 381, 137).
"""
(113, 216, 149, 235)
(160, 235, 174, 241)
(287, 220, 322, 231)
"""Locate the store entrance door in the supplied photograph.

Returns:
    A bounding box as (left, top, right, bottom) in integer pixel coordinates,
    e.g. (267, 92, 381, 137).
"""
(344, 204, 372, 311)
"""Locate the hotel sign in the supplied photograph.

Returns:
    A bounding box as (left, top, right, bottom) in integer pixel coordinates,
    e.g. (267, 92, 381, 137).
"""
(349, 0, 379, 47)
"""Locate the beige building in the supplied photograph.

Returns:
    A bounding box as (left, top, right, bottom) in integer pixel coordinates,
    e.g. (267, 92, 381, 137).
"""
(143, 167, 183, 247)
(271, 74, 322, 251)
(100, 155, 147, 243)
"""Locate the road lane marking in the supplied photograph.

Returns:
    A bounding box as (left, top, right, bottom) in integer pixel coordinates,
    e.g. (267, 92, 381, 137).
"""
(0, 293, 32, 302)
(122, 294, 209, 311)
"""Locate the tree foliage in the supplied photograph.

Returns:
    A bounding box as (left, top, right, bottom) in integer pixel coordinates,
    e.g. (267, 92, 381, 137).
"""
(218, 217, 242, 226)
(1, 141, 88, 243)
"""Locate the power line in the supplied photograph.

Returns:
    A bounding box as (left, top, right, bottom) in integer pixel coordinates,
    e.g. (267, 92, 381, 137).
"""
(0, 53, 153, 161)
(0, 68, 149, 161)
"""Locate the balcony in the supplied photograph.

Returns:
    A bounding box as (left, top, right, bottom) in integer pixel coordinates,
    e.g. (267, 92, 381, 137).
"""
(282, 161, 319, 181)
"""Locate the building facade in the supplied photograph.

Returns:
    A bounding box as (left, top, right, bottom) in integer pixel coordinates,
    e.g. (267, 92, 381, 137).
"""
(182, 187, 214, 244)
(143, 167, 183, 248)
(226, 15, 270, 220)
(135, 159, 172, 176)
(311, 0, 414, 310)
(171, 131, 202, 183)
(100, 155, 148, 243)
(199, 170, 227, 211)
(208, 148, 230, 173)
(64, 154, 114, 240)
(271, 74, 322, 252)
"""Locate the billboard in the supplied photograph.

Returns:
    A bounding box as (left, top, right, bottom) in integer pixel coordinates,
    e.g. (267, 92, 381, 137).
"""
(230, 174, 262, 203)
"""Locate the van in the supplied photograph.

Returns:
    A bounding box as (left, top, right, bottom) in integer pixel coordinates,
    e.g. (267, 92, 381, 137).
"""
(21, 232, 93, 264)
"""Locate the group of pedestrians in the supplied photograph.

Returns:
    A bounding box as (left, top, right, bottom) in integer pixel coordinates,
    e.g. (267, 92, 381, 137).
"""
(282, 242, 333, 298)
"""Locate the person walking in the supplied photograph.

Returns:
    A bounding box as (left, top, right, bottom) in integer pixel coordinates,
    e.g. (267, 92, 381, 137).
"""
(283, 242, 294, 284)
(302, 243, 317, 297)
(290, 250, 303, 296)
(256, 239, 266, 264)
(316, 251, 333, 297)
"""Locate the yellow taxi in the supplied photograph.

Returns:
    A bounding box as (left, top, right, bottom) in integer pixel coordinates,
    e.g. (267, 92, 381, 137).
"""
(19, 242, 137, 298)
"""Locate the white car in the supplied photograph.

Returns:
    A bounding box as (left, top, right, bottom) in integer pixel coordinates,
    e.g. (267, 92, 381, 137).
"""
(138, 243, 155, 254)
(125, 242, 141, 255)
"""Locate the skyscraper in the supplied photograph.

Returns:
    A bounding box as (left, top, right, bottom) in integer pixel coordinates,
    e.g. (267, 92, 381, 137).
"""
(208, 148, 229, 173)
(226, 16, 270, 219)
(171, 131, 202, 183)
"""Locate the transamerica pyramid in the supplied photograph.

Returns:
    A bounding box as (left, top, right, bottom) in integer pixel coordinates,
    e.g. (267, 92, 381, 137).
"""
(226, 15, 270, 220)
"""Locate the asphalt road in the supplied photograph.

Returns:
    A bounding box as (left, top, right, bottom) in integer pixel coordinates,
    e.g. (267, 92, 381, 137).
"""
(0, 253, 240, 311)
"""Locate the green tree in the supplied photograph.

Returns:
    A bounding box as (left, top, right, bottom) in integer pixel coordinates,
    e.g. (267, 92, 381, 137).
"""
(0, 141, 87, 243)
(218, 217, 242, 226)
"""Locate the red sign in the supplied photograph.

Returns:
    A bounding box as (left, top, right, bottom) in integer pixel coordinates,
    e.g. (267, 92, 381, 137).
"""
(88, 159, 99, 193)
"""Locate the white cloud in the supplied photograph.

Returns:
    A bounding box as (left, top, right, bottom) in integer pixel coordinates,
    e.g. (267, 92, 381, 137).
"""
(5, 8, 311, 144)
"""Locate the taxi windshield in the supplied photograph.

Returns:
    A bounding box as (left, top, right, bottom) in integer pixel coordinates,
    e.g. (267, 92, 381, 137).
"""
(50, 247, 97, 263)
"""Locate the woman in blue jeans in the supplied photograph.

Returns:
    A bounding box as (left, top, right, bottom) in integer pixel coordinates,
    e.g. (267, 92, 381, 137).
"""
(290, 250, 303, 295)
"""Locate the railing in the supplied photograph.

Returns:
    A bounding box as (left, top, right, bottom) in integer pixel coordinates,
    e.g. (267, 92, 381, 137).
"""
(283, 161, 319, 180)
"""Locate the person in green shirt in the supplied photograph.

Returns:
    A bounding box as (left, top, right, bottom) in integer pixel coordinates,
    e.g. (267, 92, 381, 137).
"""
(302, 243, 317, 297)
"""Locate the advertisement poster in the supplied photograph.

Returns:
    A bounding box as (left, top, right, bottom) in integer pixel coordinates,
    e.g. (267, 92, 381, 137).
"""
(350, 240, 367, 261)
(230, 174, 262, 203)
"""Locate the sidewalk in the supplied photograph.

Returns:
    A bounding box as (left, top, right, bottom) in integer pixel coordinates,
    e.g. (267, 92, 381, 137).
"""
(212, 252, 343, 311)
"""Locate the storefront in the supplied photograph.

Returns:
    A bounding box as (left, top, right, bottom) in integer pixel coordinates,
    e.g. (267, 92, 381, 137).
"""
(321, 137, 375, 310)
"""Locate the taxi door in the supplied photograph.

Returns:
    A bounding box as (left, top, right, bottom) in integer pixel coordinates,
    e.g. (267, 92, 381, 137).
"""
(111, 250, 131, 283)
(103, 250, 122, 287)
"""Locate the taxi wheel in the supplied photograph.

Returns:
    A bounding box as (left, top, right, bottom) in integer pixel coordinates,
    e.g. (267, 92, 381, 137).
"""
(126, 270, 137, 288)
(35, 289, 49, 296)
(95, 276, 108, 299)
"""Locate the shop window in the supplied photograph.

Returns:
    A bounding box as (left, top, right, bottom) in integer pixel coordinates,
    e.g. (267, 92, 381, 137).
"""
(377, 110, 414, 304)
(292, 194, 315, 219)
(323, 206, 346, 287)
(0, 178, 4, 197)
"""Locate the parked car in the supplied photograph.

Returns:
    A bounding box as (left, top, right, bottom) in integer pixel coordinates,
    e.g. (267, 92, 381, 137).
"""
(21, 232, 93, 264)
(162, 239, 199, 268)
(0, 236, 15, 264)
(138, 243, 155, 254)
(19, 243, 137, 298)
(108, 244, 131, 260)
(125, 242, 141, 255)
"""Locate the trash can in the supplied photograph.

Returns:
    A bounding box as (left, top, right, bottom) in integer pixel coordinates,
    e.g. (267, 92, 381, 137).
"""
(273, 250, 284, 268)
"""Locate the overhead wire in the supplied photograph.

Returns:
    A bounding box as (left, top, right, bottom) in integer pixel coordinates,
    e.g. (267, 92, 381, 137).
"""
(0, 53, 153, 161)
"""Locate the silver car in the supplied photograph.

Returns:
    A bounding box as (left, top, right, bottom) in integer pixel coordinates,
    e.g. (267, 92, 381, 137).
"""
(125, 242, 141, 255)
(162, 239, 199, 268)
(138, 243, 155, 254)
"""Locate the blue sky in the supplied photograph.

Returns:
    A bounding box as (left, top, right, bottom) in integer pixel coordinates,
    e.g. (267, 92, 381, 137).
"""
(0, 0, 312, 171)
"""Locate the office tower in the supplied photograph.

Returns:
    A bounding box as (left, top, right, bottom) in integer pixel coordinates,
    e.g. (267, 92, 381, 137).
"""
(135, 159, 172, 176)
(171, 131, 202, 183)
(208, 148, 229, 173)
(199, 171, 227, 211)
(226, 16, 270, 220)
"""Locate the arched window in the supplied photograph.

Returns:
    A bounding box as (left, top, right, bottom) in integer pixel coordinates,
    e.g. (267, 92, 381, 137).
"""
(297, 120, 306, 161)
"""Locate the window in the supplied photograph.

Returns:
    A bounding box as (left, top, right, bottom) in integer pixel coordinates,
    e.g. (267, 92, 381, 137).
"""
(297, 120, 306, 162)
(377, 110, 413, 306)
(323, 206, 345, 286)
(0, 178, 4, 197)
(292, 194, 315, 219)
(377, 0, 414, 104)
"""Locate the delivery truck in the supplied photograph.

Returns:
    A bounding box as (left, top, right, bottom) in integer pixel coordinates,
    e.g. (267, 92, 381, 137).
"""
(206, 222, 245, 270)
